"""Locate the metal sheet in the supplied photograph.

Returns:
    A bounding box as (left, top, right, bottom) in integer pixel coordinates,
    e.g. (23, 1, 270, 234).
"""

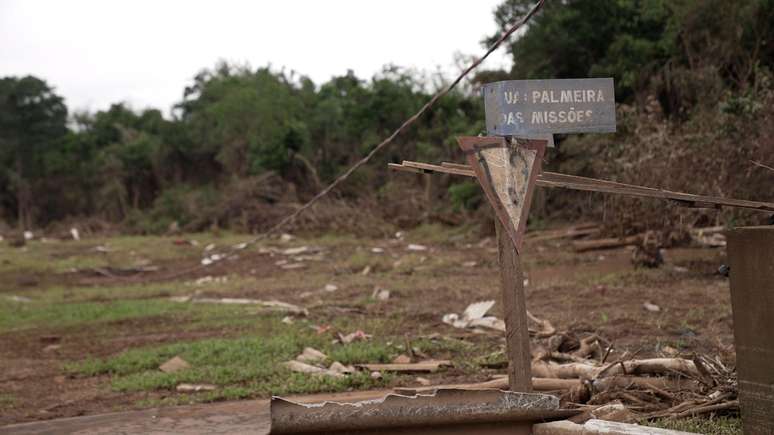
(457, 136, 546, 253)
(483, 78, 616, 136)
(727, 227, 774, 434)
(270, 389, 576, 434)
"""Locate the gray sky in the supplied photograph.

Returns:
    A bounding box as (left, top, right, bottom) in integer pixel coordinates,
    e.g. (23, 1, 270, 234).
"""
(0, 0, 510, 116)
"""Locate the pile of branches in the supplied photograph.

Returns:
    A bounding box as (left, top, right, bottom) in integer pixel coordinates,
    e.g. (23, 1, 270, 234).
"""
(528, 317, 739, 421)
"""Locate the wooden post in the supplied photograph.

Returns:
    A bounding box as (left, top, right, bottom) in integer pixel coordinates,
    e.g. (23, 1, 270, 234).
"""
(495, 219, 533, 392)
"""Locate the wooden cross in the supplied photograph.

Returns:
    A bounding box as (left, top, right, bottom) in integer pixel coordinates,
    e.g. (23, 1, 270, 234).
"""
(457, 135, 547, 392)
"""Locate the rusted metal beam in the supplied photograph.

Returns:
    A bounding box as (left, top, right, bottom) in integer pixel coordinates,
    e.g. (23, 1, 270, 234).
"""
(389, 161, 774, 213)
(270, 389, 578, 434)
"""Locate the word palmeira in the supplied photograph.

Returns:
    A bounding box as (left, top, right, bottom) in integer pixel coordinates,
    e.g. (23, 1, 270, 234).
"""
(500, 87, 607, 126)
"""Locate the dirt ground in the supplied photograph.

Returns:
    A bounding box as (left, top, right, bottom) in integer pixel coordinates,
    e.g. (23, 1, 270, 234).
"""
(0, 225, 735, 428)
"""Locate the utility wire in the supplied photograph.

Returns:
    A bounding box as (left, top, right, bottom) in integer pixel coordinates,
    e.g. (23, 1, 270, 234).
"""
(160, 0, 546, 281)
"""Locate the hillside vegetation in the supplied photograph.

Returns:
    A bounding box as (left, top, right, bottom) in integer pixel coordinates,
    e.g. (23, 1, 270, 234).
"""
(1, 0, 772, 235)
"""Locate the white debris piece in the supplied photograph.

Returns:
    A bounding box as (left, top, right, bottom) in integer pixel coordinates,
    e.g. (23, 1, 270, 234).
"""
(176, 383, 216, 392)
(407, 244, 428, 251)
(442, 300, 506, 332)
(371, 247, 385, 254)
(328, 361, 356, 375)
(23, 231, 34, 240)
(204, 243, 216, 252)
(295, 347, 328, 364)
(371, 287, 391, 301)
(643, 301, 661, 312)
(70, 228, 80, 241)
(283, 361, 344, 378)
(170, 296, 308, 316)
(6, 295, 32, 303)
(324, 284, 338, 292)
(233, 242, 248, 250)
(280, 233, 295, 243)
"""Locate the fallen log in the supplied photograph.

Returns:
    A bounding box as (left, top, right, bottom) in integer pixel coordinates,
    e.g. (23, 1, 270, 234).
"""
(533, 358, 700, 380)
(572, 235, 642, 252)
(356, 360, 451, 373)
(394, 376, 581, 395)
(527, 226, 601, 243)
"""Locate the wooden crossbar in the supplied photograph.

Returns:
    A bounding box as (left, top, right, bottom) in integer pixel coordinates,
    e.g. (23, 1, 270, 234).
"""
(388, 161, 774, 213)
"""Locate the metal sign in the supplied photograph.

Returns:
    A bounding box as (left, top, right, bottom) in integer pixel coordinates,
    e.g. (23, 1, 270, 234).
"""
(483, 78, 616, 136)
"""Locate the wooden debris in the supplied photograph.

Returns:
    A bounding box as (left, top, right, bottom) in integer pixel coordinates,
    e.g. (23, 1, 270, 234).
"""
(356, 360, 451, 373)
(176, 383, 216, 392)
(572, 235, 641, 252)
(169, 296, 308, 316)
(389, 160, 774, 212)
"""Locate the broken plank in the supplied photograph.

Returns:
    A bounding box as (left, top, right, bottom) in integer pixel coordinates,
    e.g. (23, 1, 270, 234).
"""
(355, 360, 452, 373)
(389, 161, 774, 212)
(572, 235, 642, 252)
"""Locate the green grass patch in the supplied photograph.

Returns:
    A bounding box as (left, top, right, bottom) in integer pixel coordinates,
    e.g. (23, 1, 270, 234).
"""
(0, 393, 15, 409)
(647, 416, 742, 434)
(67, 321, 394, 397)
(0, 297, 258, 332)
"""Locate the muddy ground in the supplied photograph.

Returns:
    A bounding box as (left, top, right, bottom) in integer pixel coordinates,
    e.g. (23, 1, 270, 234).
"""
(0, 225, 734, 427)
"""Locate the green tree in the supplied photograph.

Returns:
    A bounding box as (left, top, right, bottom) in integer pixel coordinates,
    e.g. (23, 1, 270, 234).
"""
(0, 76, 68, 227)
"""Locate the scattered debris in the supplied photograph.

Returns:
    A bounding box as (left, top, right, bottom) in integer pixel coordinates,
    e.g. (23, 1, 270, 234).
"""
(371, 287, 390, 301)
(323, 284, 338, 292)
(86, 265, 160, 277)
(295, 347, 327, 364)
(632, 231, 664, 268)
(370, 371, 382, 380)
(279, 233, 295, 243)
(415, 377, 431, 386)
(282, 246, 321, 256)
(283, 361, 344, 378)
(356, 360, 452, 373)
(281, 263, 306, 270)
(5, 295, 32, 303)
(176, 383, 216, 392)
(23, 231, 34, 240)
(717, 264, 730, 277)
(406, 244, 427, 251)
(691, 226, 727, 248)
(159, 356, 191, 374)
(643, 301, 661, 313)
(442, 300, 505, 332)
(70, 228, 80, 241)
(527, 224, 601, 243)
(170, 296, 308, 316)
(281, 316, 294, 324)
(462, 261, 477, 267)
(371, 247, 384, 254)
(337, 330, 372, 344)
(328, 361, 356, 375)
(193, 275, 228, 286)
(573, 235, 641, 253)
(360, 265, 371, 276)
(43, 344, 61, 352)
(392, 354, 411, 364)
(204, 243, 216, 252)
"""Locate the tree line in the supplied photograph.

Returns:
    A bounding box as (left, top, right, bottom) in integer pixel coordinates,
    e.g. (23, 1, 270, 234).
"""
(1, 0, 772, 233)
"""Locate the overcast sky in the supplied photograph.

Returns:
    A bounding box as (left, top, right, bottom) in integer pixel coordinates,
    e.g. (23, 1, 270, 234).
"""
(0, 0, 510, 116)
